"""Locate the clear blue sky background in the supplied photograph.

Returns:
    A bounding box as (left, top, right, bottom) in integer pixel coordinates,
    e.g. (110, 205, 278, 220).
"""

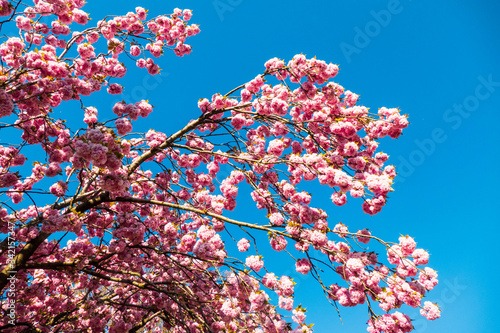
(9, 0, 500, 332)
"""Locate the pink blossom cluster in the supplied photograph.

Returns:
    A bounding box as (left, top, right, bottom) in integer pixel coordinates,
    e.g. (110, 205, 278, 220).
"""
(0, 0, 13, 16)
(387, 236, 432, 279)
(0, 4, 197, 149)
(0, 89, 14, 118)
(420, 301, 441, 320)
(356, 228, 371, 244)
(237, 238, 250, 252)
(265, 55, 339, 85)
(319, 230, 439, 327)
(246, 255, 264, 272)
(366, 107, 410, 139)
(270, 235, 288, 252)
(211, 55, 409, 217)
(367, 312, 414, 333)
(113, 100, 153, 120)
(49, 180, 68, 197)
(295, 258, 311, 275)
(0, 4, 440, 331)
(71, 127, 126, 171)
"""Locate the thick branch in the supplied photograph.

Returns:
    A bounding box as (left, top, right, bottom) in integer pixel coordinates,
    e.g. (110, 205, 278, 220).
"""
(0, 191, 112, 292)
(0, 231, 50, 291)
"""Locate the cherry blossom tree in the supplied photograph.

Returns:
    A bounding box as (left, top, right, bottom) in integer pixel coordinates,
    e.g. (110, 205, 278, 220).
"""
(0, 1, 440, 332)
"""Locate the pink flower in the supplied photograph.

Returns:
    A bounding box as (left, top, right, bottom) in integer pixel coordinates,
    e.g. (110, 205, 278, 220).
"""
(100, 173, 128, 194)
(135, 100, 153, 117)
(136, 58, 147, 68)
(72, 9, 89, 25)
(115, 118, 132, 135)
(245, 255, 264, 272)
(356, 229, 371, 244)
(292, 308, 306, 324)
(387, 245, 403, 265)
(174, 42, 192, 57)
(173, 8, 182, 16)
(269, 212, 284, 226)
(346, 258, 364, 273)
(270, 235, 287, 252)
(206, 161, 219, 175)
(333, 223, 348, 237)
(295, 258, 311, 275)
(278, 296, 294, 310)
(240, 88, 252, 102)
(145, 58, 160, 74)
(262, 272, 278, 289)
(135, 6, 148, 20)
(0, 172, 19, 188)
(309, 230, 328, 247)
(49, 180, 68, 197)
(183, 9, 192, 21)
(399, 235, 417, 255)
(278, 275, 294, 297)
(77, 43, 95, 59)
(129, 45, 141, 57)
(0, 0, 13, 17)
(344, 90, 359, 106)
(396, 258, 418, 277)
(347, 156, 366, 170)
(107, 83, 123, 95)
(0, 89, 14, 118)
(197, 225, 215, 241)
(146, 41, 163, 57)
(220, 299, 240, 318)
(368, 312, 413, 333)
(249, 291, 267, 312)
(343, 142, 358, 156)
(83, 107, 98, 124)
(87, 32, 99, 44)
(231, 114, 246, 131)
(237, 238, 250, 252)
(412, 248, 429, 265)
(418, 267, 438, 291)
(331, 192, 347, 206)
(420, 301, 441, 320)
(112, 101, 128, 117)
(45, 162, 62, 177)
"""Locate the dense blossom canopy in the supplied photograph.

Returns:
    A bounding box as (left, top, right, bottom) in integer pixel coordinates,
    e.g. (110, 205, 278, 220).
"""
(0, 1, 439, 332)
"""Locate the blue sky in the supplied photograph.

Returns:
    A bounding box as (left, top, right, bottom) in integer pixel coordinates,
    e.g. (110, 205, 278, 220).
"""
(6, 0, 499, 332)
(83, 0, 499, 332)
